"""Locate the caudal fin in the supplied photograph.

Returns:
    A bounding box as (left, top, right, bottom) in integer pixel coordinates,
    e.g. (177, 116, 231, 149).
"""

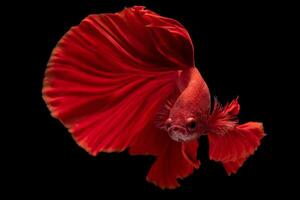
(42, 6, 198, 189)
(42, 6, 194, 155)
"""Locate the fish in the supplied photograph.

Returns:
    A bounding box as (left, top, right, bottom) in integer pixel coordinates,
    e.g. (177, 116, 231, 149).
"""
(42, 6, 265, 189)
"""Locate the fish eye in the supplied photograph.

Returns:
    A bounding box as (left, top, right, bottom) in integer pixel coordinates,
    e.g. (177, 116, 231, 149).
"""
(165, 118, 172, 129)
(186, 117, 196, 131)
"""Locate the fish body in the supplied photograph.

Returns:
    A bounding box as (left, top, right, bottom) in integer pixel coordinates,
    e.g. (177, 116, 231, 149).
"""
(163, 67, 210, 142)
(43, 6, 265, 189)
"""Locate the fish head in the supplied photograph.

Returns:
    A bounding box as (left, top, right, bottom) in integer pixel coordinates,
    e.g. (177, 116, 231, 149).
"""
(165, 113, 206, 142)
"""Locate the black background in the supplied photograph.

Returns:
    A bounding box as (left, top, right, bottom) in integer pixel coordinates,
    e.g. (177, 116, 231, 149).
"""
(9, 0, 278, 195)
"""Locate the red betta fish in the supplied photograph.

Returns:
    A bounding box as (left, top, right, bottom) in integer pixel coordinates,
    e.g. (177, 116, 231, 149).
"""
(42, 6, 265, 189)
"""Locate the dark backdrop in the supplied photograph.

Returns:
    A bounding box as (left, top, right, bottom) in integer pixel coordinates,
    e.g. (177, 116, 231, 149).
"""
(12, 0, 277, 195)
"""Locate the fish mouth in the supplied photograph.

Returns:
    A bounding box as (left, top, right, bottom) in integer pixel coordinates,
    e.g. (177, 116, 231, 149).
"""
(168, 125, 197, 142)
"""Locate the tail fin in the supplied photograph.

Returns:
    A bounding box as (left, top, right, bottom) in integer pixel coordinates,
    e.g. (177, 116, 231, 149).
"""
(42, 6, 198, 189)
(207, 98, 265, 175)
(42, 6, 194, 156)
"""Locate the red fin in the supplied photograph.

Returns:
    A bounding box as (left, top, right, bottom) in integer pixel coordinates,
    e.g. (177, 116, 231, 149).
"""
(207, 98, 265, 174)
(129, 125, 168, 157)
(223, 157, 246, 175)
(143, 138, 197, 189)
(154, 89, 180, 130)
(129, 126, 199, 189)
(42, 6, 194, 156)
(182, 140, 200, 169)
(208, 122, 265, 174)
(206, 97, 240, 135)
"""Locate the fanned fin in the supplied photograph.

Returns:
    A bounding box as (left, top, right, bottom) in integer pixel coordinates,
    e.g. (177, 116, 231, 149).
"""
(42, 6, 194, 155)
(129, 122, 199, 189)
(42, 6, 197, 189)
(207, 98, 265, 174)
